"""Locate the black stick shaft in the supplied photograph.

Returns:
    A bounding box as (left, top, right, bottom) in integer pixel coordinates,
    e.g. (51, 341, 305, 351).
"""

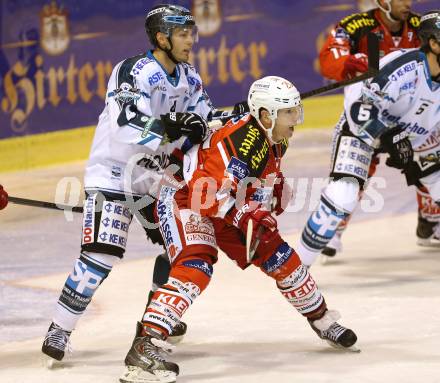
(8, 196, 83, 213)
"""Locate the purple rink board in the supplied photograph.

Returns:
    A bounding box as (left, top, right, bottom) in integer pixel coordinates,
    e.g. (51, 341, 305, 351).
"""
(0, 0, 434, 139)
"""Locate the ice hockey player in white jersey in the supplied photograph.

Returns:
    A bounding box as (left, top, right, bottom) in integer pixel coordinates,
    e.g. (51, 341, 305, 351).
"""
(41, 4, 236, 365)
(297, 9, 440, 267)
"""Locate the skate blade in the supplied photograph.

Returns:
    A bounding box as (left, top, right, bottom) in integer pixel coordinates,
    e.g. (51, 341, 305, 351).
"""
(167, 334, 184, 345)
(120, 366, 177, 383)
(417, 238, 440, 248)
(41, 354, 63, 369)
(325, 340, 361, 353)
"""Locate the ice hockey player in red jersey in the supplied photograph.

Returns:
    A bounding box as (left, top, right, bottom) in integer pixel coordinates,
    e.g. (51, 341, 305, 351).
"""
(119, 76, 358, 383)
(320, 0, 420, 81)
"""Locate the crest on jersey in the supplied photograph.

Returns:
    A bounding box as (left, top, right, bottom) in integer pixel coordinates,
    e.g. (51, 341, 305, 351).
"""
(39, 1, 70, 56)
(113, 82, 141, 109)
(192, 0, 222, 37)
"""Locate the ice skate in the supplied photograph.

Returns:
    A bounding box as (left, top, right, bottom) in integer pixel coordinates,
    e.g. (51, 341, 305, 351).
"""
(416, 218, 440, 247)
(320, 234, 343, 264)
(308, 310, 359, 352)
(120, 323, 179, 383)
(41, 322, 72, 368)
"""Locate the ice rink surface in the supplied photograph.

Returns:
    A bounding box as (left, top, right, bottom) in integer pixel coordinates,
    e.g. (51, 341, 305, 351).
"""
(1, 129, 439, 383)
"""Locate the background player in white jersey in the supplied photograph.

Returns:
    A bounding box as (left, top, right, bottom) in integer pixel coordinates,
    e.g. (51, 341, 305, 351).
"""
(296, 10, 440, 267)
(41, 4, 235, 364)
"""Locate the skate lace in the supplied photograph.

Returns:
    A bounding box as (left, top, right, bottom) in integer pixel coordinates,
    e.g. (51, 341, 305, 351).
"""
(144, 337, 175, 362)
(44, 324, 72, 354)
(323, 323, 346, 342)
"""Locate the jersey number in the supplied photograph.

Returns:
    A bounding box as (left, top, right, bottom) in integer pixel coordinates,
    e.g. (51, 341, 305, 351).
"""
(415, 102, 430, 115)
(357, 104, 373, 121)
(170, 100, 177, 112)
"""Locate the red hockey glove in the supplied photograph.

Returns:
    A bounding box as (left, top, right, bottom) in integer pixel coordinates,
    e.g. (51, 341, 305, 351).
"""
(272, 172, 293, 216)
(342, 53, 368, 79)
(232, 205, 278, 244)
(0, 185, 9, 210)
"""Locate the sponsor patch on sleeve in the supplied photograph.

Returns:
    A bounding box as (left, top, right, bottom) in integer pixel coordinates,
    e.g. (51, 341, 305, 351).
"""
(227, 156, 250, 181)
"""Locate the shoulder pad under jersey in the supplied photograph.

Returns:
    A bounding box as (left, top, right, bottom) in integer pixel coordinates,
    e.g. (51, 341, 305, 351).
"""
(372, 49, 424, 90)
(227, 117, 271, 177)
(338, 10, 378, 37)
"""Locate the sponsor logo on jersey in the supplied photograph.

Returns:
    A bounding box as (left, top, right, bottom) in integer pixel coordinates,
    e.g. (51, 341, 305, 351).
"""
(387, 61, 416, 82)
(184, 214, 215, 245)
(250, 139, 269, 170)
(238, 125, 261, 156)
(341, 15, 375, 35)
(132, 57, 153, 75)
(227, 156, 249, 180)
(182, 260, 213, 278)
(187, 76, 202, 91)
(148, 71, 164, 85)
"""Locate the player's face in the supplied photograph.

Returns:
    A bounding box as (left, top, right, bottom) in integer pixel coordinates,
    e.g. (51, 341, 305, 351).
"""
(272, 106, 303, 142)
(170, 26, 198, 62)
(389, 0, 412, 21)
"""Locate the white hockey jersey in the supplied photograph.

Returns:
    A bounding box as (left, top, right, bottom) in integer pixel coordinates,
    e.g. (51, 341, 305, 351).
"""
(343, 48, 440, 199)
(84, 50, 215, 196)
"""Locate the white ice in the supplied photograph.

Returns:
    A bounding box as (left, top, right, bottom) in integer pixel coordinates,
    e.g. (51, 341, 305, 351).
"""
(1, 129, 439, 383)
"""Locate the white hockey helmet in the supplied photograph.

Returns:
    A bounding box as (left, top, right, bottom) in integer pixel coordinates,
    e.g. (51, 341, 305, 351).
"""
(247, 76, 303, 143)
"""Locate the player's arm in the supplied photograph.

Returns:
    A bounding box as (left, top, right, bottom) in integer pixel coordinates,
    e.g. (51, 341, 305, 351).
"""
(319, 24, 368, 81)
(345, 51, 420, 148)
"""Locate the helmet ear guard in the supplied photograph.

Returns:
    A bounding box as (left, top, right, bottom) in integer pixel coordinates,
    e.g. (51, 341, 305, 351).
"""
(247, 76, 303, 144)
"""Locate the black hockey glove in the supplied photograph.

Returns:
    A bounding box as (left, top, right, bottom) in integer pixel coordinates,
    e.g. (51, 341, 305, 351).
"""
(380, 127, 413, 170)
(161, 112, 208, 144)
(232, 100, 249, 115)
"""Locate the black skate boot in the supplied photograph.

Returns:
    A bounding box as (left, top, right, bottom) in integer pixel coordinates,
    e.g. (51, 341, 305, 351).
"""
(120, 323, 179, 383)
(42, 322, 72, 366)
(308, 310, 359, 351)
(416, 216, 440, 247)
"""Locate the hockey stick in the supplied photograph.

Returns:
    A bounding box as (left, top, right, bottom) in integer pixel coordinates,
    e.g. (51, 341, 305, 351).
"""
(301, 32, 380, 99)
(8, 196, 83, 213)
(7, 35, 381, 215)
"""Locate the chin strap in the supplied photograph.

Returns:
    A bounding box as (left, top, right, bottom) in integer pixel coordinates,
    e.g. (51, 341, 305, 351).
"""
(376, 0, 400, 23)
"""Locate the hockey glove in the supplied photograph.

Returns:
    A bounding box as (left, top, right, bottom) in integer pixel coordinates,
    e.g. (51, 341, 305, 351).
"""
(161, 112, 208, 144)
(0, 184, 8, 210)
(272, 172, 293, 216)
(231, 205, 279, 244)
(342, 53, 368, 79)
(380, 127, 414, 170)
(232, 100, 249, 116)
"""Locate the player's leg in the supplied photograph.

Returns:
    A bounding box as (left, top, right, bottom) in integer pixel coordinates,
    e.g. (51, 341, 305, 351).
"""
(216, 223, 357, 350)
(415, 186, 440, 247)
(296, 179, 359, 266)
(137, 200, 187, 343)
(42, 191, 132, 364)
(322, 155, 380, 258)
(120, 204, 218, 383)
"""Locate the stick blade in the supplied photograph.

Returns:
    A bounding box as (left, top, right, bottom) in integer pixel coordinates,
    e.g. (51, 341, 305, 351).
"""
(246, 219, 253, 263)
